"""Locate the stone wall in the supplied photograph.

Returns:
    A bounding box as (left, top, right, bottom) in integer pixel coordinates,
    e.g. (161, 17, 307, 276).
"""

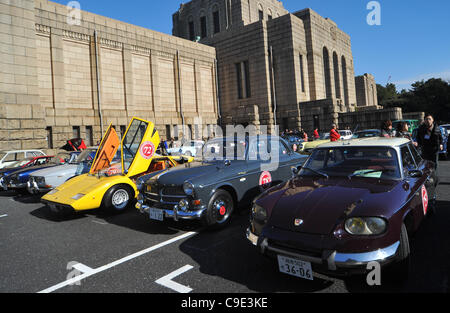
(0, 0, 47, 150)
(339, 107, 403, 131)
(0, 0, 219, 152)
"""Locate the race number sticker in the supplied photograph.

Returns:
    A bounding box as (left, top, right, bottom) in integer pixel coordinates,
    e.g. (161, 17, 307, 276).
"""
(259, 171, 272, 189)
(107, 167, 121, 176)
(422, 185, 429, 216)
(140, 141, 155, 160)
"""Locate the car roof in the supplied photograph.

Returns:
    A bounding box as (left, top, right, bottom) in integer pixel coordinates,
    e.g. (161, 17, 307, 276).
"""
(356, 129, 380, 132)
(318, 137, 410, 148)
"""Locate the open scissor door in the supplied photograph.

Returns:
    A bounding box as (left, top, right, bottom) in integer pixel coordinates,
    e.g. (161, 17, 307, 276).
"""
(121, 117, 160, 177)
(89, 124, 121, 175)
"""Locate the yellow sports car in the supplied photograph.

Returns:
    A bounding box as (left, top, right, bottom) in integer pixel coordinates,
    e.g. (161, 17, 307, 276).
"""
(41, 117, 193, 214)
(299, 134, 331, 155)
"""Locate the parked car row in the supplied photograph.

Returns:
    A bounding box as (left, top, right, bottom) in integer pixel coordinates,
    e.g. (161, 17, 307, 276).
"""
(0, 119, 439, 283)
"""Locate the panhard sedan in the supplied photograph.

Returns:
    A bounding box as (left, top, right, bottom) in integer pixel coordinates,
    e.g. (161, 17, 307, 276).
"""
(136, 136, 308, 229)
(41, 118, 193, 215)
(247, 138, 437, 281)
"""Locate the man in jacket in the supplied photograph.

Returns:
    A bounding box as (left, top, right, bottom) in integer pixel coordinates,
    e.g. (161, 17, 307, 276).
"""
(330, 124, 341, 142)
(416, 114, 443, 169)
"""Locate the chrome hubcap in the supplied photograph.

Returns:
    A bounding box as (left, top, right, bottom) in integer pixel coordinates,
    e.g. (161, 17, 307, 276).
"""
(112, 189, 129, 209)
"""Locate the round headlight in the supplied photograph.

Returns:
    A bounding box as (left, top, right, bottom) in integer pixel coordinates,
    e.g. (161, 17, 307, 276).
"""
(345, 217, 387, 235)
(183, 181, 194, 196)
(345, 218, 366, 235)
(252, 204, 267, 222)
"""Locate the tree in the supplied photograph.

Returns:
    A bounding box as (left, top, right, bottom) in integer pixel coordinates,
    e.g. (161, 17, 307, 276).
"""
(377, 83, 398, 106)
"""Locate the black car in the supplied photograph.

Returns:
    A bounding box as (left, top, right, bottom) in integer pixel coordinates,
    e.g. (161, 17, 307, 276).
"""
(136, 136, 308, 229)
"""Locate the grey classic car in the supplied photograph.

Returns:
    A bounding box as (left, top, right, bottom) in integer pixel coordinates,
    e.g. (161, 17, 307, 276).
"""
(136, 136, 308, 229)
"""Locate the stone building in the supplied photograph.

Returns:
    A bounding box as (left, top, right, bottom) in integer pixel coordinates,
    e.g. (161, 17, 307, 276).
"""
(355, 73, 379, 108)
(0, 0, 218, 151)
(173, 0, 359, 133)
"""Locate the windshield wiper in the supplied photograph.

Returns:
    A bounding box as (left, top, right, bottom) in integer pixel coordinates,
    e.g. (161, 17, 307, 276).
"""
(301, 167, 329, 179)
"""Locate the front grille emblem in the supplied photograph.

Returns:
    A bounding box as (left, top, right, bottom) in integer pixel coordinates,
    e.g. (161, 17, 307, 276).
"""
(294, 219, 304, 226)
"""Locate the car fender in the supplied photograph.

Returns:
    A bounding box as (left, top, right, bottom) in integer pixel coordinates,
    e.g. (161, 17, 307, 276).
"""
(208, 183, 239, 205)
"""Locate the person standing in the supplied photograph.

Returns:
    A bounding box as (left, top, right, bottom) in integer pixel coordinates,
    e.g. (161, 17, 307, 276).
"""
(395, 122, 412, 140)
(380, 120, 394, 138)
(314, 128, 320, 140)
(330, 124, 341, 142)
(416, 114, 443, 169)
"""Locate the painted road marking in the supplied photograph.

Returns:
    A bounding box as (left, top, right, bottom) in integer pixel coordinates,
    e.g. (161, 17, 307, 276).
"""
(156, 265, 194, 293)
(38, 231, 197, 293)
(0, 214, 7, 218)
(72, 263, 95, 275)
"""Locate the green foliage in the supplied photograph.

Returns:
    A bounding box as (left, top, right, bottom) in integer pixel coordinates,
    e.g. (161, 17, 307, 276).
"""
(378, 78, 450, 123)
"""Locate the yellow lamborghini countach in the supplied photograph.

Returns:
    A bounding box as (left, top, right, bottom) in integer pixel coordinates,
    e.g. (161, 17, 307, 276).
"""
(41, 117, 193, 214)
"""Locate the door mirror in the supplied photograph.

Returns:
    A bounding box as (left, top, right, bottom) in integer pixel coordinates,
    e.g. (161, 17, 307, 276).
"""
(408, 169, 423, 178)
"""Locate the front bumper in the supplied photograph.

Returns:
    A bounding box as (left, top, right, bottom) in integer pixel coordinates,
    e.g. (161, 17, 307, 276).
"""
(41, 200, 75, 215)
(27, 180, 52, 194)
(136, 201, 207, 221)
(246, 228, 400, 275)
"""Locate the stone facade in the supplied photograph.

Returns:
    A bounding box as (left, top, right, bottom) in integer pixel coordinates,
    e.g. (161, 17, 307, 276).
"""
(1, 0, 218, 152)
(173, 0, 358, 133)
(355, 73, 379, 108)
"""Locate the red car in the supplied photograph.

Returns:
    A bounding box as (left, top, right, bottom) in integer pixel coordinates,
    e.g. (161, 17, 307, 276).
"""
(247, 138, 437, 282)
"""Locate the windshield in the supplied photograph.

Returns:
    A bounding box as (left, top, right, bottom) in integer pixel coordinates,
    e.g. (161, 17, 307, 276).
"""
(301, 146, 401, 180)
(122, 119, 149, 172)
(353, 131, 380, 139)
(74, 149, 96, 164)
(0, 153, 6, 160)
(8, 158, 33, 168)
(202, 138, 246, 161)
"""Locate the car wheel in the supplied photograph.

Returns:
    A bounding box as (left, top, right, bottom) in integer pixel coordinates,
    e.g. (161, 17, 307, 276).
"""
(202, 189, 234, 230)
(102, 185, 134, 213)
(386, 223, 411, 283)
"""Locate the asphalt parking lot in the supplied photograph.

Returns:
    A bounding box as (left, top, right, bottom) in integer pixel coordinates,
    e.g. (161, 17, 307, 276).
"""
(1, 161, 449, 294)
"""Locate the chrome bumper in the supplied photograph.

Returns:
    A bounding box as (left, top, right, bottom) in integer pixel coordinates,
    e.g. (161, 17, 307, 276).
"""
(136, 201, 207, 221)
(246, 228, 400, 271)
(27, 180, 52, 194)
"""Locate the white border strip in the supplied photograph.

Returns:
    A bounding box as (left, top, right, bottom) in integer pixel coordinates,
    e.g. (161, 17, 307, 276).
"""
(38, 231, 197, 293)
(0, 214, 7, 218)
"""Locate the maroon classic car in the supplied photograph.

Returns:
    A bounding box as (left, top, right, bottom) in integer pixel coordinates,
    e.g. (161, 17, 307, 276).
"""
(247, 138, 438, 281)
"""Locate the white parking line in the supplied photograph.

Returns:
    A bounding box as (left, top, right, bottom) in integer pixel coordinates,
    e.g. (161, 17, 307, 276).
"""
(38, 231, 197, 293)
(156, 265, 194, 293)
(0, 214, 7, 218)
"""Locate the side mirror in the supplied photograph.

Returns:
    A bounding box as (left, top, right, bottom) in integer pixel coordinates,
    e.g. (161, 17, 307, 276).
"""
(408, 169, 423, 178)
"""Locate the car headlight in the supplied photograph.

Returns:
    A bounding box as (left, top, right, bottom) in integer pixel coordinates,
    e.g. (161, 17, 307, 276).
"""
(71, 193, 86, 200)
(183, 181, 194, 196)
(252, 203, 267, 222)
(345, 217, 387, 235)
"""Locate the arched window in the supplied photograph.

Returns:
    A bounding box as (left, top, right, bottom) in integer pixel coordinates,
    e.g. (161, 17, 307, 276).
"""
(188, 15, 195, 41)
(341, 56, 349, 106)
(333, 52, 341, 99)
(267, 8, 273, 20)
(323, 47, 332, 99)
(200, 10, 207, 38)
(212, 4, 220, 34)
(258, 4, 264, 21)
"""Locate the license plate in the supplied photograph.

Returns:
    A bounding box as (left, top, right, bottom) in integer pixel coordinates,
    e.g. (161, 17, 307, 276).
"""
(277, 255, 313, 281)
(149, 208, 164, 221)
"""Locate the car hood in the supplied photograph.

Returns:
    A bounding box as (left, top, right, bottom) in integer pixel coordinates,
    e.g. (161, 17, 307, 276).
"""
(264, 177, 406, 235)
(151, 161, 231, 186)
(30, 164, 78, 178)
(8, 164, 60, 177)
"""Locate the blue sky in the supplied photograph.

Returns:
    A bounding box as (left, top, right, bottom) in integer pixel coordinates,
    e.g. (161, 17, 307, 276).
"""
(52, 0, 450, 91)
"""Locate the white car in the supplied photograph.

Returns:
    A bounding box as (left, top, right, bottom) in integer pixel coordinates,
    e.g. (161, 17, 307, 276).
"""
(167, 140, 205, 157)
(339, 130, 353, 140)
(0, 150, 46, 169)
